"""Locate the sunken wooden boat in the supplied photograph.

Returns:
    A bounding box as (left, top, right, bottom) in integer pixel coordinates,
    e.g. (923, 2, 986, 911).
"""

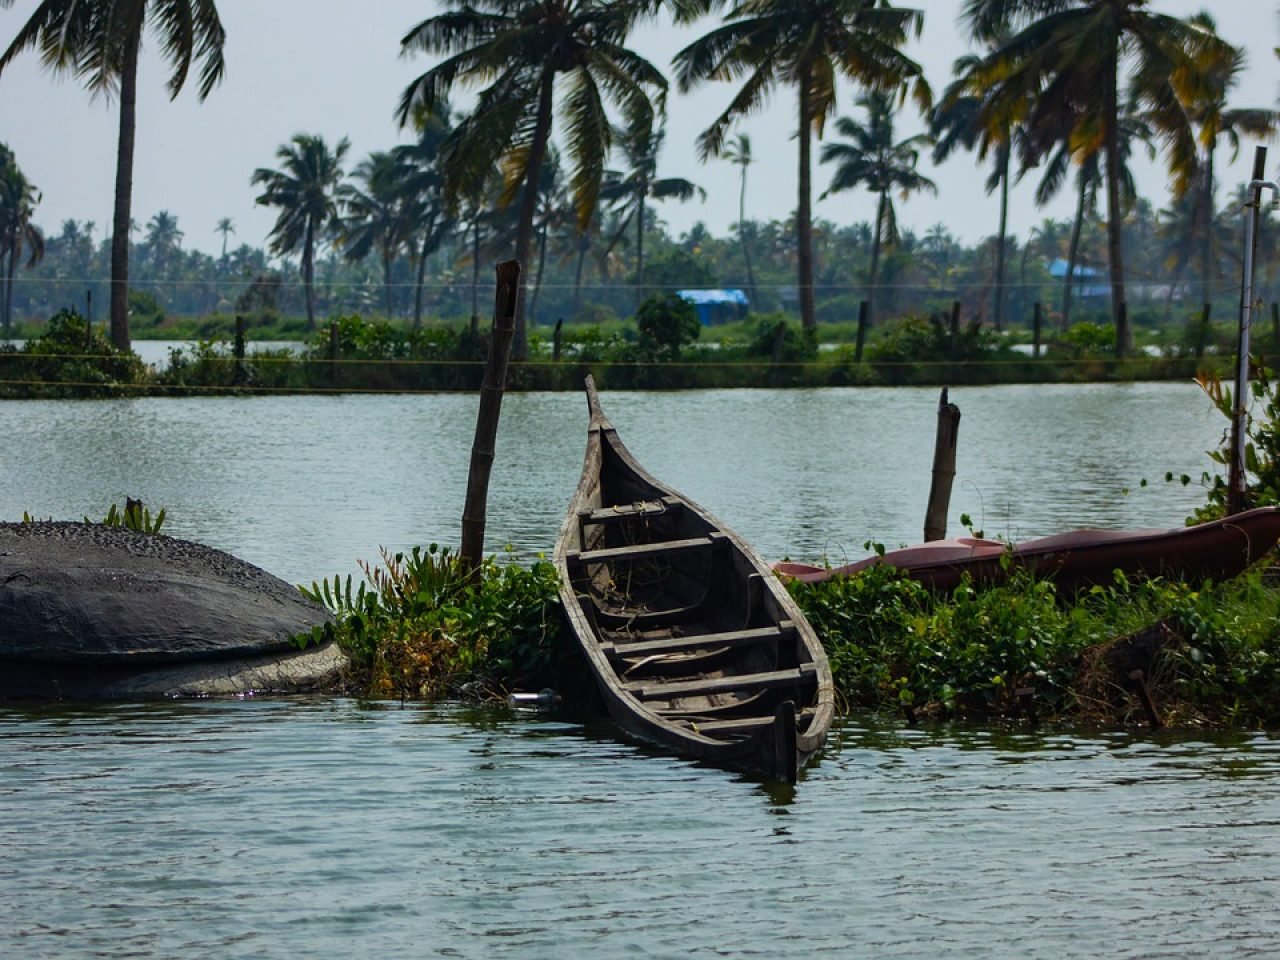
(775, 505, 1280, 592)
(554, 377, 835, 782)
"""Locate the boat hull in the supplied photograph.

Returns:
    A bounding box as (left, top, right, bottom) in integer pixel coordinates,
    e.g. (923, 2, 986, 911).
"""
(554, 379, 834, 782)
(776, 507, 1280, 592)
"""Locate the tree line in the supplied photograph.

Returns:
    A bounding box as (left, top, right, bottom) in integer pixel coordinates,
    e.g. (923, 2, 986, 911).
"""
(1, 0, 1275, 358)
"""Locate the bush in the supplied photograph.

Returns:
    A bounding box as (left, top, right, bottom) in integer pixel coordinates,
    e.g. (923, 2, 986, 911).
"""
(635, 293, 700, 360)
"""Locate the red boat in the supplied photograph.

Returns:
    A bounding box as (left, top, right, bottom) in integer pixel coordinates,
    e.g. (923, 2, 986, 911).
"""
(775, 506, 1280, 592)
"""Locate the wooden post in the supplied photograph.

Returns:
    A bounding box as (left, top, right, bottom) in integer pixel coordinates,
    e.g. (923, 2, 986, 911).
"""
(854, 300, 869, 363)
(233, 314, 247, 386)
(924, 387, 961, 542)
(328, 321, 339, 385)
(1229, 146, 1269, 516)
(1032, 302, 1042, 359)
(1195, 303, 1211, 358)
(553, 318, 563, 362)
(460, 260, 520, 572)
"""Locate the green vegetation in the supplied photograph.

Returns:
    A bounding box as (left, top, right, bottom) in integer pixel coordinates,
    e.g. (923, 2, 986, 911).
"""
(0, 308, 1234, 398)
(299, 545, 569, 702)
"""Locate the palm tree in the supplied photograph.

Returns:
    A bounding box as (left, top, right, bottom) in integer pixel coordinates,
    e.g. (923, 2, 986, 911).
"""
(398, 0, 667, 359)
(820, 90, 935, 327)
(674, 0, 929, 333)
(337, 151, 418, 319)
(145, 210, 183, 273)
(1031, 99, 1153, 331)
(0, 148, 44, 337)
(252, 134, 349, 330)
(932, 46, 1027, 330)
(0, 0, 226, 351)
(392, 102, 457, 328)
(961, 0, 1237, 356)
(215, 218, 236, 260)
(602, 122, 705, 308)
(1186, 13, 1278, 309)
(721, 133, 757, 307)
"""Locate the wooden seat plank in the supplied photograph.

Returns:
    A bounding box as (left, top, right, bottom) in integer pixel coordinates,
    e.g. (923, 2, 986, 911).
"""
(623, 662, 817, 701)
(602, 622, 793, 659)
(568, 533, 722, 566)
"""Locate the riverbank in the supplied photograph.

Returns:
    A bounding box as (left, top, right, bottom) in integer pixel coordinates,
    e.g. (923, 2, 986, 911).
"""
(0, 309, 1235, 397)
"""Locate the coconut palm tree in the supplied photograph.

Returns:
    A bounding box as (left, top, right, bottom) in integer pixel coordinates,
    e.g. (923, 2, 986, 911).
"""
(397, 0, 667, 359)
(602, 122, 705, 308)
(820, 90, 935, 328)
(0, 149, 43, 336)
(1185, 13, 1278, 309)
(932, 46, 1029, 331)
(0, 0, 226, 351)
(215, 218, 236, 260)
(1031, 99, 1154, 331)
(392, 102, 457, 328)
(144, 210, 183, 274)
(721, 133, 758, 307)
(337, 151, 419, 319)
(961, 0, 1237, 356)
(674, 0, 929, 333)
(252, 134, 349, 330)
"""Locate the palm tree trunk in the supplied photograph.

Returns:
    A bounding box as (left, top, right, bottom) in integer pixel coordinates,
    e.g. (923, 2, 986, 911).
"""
(302, 218, 316, 330)
(109, 25, 142, 353)
(382, 250, 394, 319)
(1063, 176, 1086, 331)
(635, 185, 646, 310)
(531, 220, 549, 325)
(413, 228, 430, 329)
(1103, 51, 1129, 356)
(471, 212, 481, 324)
(994, 148, 1010, 330)
(796, 67, 817, 334)
(511, 75, 555, 360)
(573, 231, 588, 319)
(868, 190, 885, 327)
(1201, 144, 1216, 309)
(739, 166, 757, 308)
(2, 243, 12, 337)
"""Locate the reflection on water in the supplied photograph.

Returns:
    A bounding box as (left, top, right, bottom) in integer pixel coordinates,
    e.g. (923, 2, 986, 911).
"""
(1, 700, 1278, 959)
(0, 382, 1222, 584)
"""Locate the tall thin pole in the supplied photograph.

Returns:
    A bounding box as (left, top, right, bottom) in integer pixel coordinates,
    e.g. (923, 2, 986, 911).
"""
(1229, 147, 1276, 515)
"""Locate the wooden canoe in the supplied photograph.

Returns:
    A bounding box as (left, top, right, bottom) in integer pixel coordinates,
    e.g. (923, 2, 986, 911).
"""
(554, 377, 835, 782)
(775, 506, 1280, 592)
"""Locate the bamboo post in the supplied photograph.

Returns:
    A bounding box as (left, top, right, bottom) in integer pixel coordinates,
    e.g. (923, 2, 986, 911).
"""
(233, 315, 247, 386)
(854, 300, 869, 363)
(460, 260, 520, 571)
(1032, 302, 1042, 358)
(1229, 146, 1272, 515)
(924, 387, 961, 542)
(552, 318, 563, 362)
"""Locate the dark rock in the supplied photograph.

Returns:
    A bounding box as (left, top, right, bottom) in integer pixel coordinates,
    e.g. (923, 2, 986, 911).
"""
(0, 522, 342, 699)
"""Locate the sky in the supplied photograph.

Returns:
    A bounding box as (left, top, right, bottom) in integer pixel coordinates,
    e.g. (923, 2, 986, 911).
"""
(1, 0, 1278, 258)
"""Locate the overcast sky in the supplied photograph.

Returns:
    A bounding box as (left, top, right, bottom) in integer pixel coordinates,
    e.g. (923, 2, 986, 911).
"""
(1, 0, 1278, 258)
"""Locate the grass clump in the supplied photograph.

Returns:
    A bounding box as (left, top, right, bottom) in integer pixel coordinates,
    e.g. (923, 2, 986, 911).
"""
(299, 544, 571, 701)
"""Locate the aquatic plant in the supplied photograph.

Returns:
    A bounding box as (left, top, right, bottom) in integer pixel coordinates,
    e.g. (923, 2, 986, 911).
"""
(299, 544, 568, 700)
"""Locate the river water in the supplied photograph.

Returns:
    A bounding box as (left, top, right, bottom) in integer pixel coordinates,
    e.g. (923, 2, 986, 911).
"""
(3, 382, 1279, 957)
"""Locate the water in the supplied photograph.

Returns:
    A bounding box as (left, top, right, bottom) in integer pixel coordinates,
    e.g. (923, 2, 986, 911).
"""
(0, 381, 1223, 585)
(2, 700, 1278, 958)
(3, 382, 1274, 957)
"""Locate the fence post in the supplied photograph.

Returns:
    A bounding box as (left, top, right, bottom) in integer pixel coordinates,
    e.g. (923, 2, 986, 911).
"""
(854, 300, 869, 363)
(1032, 302, 1042, 359)
(233, 315, 247, 386)
(553, 318, 563, 363)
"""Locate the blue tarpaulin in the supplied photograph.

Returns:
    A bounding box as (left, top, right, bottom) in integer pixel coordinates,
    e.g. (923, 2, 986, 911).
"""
(675, 289, 749, 325)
